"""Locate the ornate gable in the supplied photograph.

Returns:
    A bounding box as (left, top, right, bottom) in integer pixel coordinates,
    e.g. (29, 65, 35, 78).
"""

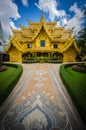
(5, 15, 80, 62)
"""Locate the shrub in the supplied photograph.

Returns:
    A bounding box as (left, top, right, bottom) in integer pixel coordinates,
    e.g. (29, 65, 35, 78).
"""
(47, 59, 62, 63)
(72, 65, 86, 73)
(0, 65, 7, 72)
(23, 59, 38, 63)
(0, 63, 23, 105)
(60, 63, 86, 124)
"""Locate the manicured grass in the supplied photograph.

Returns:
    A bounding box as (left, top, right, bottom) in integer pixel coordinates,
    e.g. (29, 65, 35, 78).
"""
(0, 63, 23, 106)
(60, 63, 86, 124)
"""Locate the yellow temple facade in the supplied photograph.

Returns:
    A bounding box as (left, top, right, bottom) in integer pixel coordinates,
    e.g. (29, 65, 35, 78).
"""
(5, 15, 80, 62)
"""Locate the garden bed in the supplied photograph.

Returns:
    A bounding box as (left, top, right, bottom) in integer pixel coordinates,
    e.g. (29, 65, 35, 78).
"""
(22, 60, 38, 63)
(22, 58, 62, 63)
(72, 64, 86, 73)
(0, 65, 7, 72)
(47, 60, 62, 63)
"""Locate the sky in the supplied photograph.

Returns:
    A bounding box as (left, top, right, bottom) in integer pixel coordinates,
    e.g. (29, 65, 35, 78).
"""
(0, 0, 86, 42)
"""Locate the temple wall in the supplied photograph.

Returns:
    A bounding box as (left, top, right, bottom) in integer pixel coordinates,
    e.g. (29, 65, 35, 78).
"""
(9, 46, 22, 62)
(63, 46, 77, 62)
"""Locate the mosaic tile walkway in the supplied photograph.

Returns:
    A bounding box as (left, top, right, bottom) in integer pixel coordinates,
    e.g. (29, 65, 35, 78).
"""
(0, 63, 85, 130)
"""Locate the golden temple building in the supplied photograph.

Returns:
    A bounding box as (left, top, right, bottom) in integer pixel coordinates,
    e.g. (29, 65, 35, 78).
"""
(5, 15, 80, 62)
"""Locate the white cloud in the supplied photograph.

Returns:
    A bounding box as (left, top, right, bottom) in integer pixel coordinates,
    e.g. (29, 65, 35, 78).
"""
(9, 21, 18, 30)
(0, 0, 20, 42)
(35, 1, 85, 36)
(21, 0, 29, 7)
(65, 3, 84, 36)
(9, 21, 20, 30)
(35, 0, 67, 25)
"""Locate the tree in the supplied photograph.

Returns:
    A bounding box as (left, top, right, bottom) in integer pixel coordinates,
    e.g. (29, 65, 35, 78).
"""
(76, 5, 86, 56)
(76, 28, 86, 58)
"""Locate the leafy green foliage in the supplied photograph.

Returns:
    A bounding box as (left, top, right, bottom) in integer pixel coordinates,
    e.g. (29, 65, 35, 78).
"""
(76, 28, 86, 55)
(76, 4, 86, 56)
(60, 63, 86, 124)
(72, 64, 86, 73)
(22, 56, 62, 63)
(0, 63, 23, 105)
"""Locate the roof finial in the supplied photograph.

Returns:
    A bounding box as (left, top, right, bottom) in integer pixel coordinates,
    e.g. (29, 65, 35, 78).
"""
(27, 19, 31, 25)
(40, 15, 45, 22)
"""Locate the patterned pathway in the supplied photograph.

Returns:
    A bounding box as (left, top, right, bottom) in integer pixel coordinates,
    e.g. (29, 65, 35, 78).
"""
(0, 63, 85, 130)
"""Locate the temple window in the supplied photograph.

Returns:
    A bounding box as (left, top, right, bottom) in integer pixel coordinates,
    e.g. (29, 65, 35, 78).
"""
(40, 40, 45, 47)
(28, 44, 32, 48)
(54, 44, 58, 48)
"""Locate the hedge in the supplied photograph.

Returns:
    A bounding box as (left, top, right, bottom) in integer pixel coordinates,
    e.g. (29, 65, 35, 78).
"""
(23, 60, 38, 63)
(60, 63, 86, 124)
(47, 60, 62, 63)
(0, 63, 23, 105)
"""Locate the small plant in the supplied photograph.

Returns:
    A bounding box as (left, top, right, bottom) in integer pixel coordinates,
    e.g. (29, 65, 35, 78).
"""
(72, 63, 86, 73)
(0, 65, 7, 72)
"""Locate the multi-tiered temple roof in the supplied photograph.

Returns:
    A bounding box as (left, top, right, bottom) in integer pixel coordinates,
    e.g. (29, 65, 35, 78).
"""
(5, 15, 80, 62)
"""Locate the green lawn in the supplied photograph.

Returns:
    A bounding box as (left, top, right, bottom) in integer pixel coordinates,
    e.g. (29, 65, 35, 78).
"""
(60, 63, 86, 124)
(0, 63, 23, 105)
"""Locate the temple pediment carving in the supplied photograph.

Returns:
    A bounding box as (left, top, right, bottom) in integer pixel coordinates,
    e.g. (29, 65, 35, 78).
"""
(5, 15, 80, 62)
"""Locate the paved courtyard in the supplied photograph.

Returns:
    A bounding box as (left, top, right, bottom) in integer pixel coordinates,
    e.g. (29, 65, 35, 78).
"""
(0, 63, 85, 130)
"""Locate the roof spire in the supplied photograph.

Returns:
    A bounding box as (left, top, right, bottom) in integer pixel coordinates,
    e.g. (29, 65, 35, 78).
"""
(27, 19, 31, 25)
(40, 14, 45, 23)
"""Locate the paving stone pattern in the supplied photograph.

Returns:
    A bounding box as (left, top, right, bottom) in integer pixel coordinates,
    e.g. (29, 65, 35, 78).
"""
(0, 63, 85, 130)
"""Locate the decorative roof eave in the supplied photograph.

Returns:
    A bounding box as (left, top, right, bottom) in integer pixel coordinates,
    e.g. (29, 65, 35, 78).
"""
(61, 38, 74, 53)
(26, 15, 55, 41)
(55, 27, 64, 30)
(4, 42, 11, 52)
(22, 34, 33, 38)
(64, 30, 72, 33)
(12, 29, 21, 33)
(5, 38, 25, 53)
(52, 38, 65, 43)
(31, 21, 54, 42)
(61, 38, 80, 53)
(12, 38, 25, 52)
(46, 21, 57, 26)
(63, 30, 72, 36)
(19, 24, 29, 30)
(19, 39, 33, 43)
(20, 27, 30, 30)
(10, 24, 21, 33)
(27, 19, 41, 32)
